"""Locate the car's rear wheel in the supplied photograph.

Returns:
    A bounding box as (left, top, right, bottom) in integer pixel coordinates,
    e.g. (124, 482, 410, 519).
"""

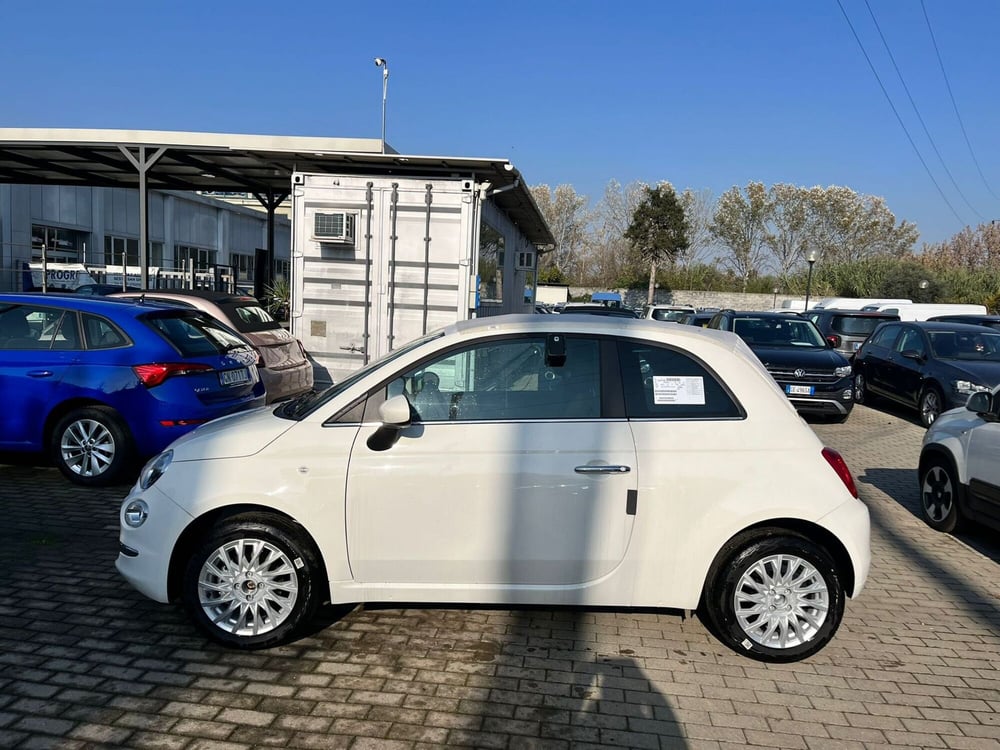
(919, 456, 963, 533)
(919, 386, 944, 427)
(701, 532, 844, 663)
(182, 514, 321, 649)
(51, 406, 133, 486)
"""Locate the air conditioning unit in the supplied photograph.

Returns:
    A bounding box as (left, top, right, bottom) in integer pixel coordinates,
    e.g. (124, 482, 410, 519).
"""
(313, 212, 356, 243)
(514, 251, 535, 270)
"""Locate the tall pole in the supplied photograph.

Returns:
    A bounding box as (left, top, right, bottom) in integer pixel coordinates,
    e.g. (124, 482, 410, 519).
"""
(374, 57, 389, 154)
(804, 251, 818, 311)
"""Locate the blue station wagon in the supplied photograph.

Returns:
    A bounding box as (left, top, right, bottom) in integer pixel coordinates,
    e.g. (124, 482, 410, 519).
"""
(0, 293, 266, 485)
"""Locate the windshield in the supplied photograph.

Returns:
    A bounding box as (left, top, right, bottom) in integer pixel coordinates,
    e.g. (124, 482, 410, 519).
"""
(732, 317, 826, 348)
(275, 329, 446, 420)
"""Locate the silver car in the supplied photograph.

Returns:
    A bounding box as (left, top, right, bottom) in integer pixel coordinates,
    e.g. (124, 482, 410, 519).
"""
(114, 290, 313, 403)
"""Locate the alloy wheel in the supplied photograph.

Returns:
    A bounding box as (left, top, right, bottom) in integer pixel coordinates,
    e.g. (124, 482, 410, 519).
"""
(733, 553, 829, 650)
(60, 418, 116, 478)
(197, 538, 300, 637)
(921, 465, 954, 523)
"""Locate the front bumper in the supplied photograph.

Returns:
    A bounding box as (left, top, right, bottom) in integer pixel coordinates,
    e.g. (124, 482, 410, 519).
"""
(775, 376, 856, 416)
(115, 483, 193, 603)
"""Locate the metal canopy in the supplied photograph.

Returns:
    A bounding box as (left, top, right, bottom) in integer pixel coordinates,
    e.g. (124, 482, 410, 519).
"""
(0, 128, 555, 247)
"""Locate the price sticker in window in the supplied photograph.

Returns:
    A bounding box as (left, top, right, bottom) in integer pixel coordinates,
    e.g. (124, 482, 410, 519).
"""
(652, 376, 706, 405)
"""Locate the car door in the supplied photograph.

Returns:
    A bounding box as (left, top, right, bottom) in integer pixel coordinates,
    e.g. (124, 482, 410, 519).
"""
(964, 398, 1000, 527)
(344, 334, 638, 587)
(0, 304, 79, 450)
(858, 323, 900, 397)
(889, 326, 930, 407)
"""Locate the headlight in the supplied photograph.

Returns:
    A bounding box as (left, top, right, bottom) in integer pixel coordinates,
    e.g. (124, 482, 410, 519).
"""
(952, 380, 989, 396)
(123, 499, 149, 528)
(834, 365, 853, 378)
(139, 449, 173, 490)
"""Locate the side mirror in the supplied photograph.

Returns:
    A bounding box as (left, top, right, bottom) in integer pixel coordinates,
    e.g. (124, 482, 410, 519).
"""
(966, 391, 992, 415)
(378, 394, 412, 427)
(367, 394, 413, 451)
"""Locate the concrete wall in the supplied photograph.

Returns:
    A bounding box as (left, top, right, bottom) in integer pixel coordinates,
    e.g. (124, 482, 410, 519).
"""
(569, 287, 807, 312)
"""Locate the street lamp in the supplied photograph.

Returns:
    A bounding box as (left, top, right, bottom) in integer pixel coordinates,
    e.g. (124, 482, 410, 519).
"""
(374, 57, 389, 154)
(803, 251, 818, 311)
(772, 286, 779, 308)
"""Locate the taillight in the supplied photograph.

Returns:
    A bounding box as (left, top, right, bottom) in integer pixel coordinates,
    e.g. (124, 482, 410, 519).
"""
(822, 447, 858, 498)
(133, 362, 214, 387)
(827, 334, 841, 348)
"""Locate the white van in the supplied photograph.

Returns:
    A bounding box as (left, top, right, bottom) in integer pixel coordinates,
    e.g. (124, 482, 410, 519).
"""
(812, 297, 912, 311)
(861, 302, 988, 321)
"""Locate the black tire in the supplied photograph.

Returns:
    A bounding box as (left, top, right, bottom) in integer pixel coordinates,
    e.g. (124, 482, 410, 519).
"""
(51, 406, 133, 486)
(854, 372, 869, 405)
(919, 456, 964, 533)
(700, 532, 845, 663)
(182, 514, 321, 649)
(919, 386, 944, 428)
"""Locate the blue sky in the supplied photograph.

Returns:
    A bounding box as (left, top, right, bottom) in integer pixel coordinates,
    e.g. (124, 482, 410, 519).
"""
(3, 0, 999, 246)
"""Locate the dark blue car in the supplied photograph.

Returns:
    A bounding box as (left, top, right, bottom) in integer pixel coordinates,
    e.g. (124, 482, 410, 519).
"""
(0, 293, 266, 485)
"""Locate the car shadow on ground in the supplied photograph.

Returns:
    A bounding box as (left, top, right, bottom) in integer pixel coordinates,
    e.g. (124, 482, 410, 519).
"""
(861, 467, 1000, 565)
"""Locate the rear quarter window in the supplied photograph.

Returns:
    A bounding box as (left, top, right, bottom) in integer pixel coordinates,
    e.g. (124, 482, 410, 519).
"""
(617, 340, 743, 419)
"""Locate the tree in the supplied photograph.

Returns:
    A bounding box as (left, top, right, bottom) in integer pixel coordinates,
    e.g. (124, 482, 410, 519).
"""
(766, 183, 810, 283)
(920, 222, 1000, 274)
(589, 179, 650, 287)
(528, 184, 590, 280)
(624, 182, 690, 303)
(804, 186, 918, 264)
(710, 182, 773, 291)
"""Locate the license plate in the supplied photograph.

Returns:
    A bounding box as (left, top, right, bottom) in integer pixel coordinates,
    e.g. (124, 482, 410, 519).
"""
(219, 367, 250, 387)
(786, 384, 814, 396)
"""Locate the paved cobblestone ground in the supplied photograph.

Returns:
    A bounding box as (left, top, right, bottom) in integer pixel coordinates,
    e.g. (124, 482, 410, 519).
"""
(1, 403, 998, 749)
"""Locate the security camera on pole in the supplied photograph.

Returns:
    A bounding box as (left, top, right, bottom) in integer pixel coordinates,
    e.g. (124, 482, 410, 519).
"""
(374, 57, 388, 154)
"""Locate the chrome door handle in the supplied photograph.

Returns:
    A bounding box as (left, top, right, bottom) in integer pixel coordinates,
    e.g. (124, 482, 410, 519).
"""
(575, 465, 631, 474)
(27, 370, 54, 378)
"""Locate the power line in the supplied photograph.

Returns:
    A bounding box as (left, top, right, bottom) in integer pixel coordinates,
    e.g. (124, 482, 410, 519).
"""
(863, 0, 984, 221)
(835, 0, 966, 225)
(921, 0, 999, 202)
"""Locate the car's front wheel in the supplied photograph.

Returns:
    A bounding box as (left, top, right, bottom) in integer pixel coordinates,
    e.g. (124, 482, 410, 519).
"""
(182, 514, 322, 649)
(51, 406, 133, 486)
(919, 456, 963, 533)
(919, 386, 944, 428)
(854, 372, 869, 405)
(701, 532, 845, 663)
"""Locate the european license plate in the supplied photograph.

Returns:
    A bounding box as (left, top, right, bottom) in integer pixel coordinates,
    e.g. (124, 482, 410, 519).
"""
(219, 367, 250, 387)
(786, 384, 814, 396)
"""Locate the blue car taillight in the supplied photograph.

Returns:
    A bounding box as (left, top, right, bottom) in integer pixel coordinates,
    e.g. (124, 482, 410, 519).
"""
(133, 362, 214, 388)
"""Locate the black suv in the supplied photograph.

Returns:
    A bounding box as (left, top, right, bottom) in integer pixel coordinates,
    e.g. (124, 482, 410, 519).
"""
(708, 310, 855, 421)
(804, 309, 900, 359)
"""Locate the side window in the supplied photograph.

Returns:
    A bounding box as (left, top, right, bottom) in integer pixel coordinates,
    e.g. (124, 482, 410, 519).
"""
(0, 304, 79, 350)
(388, 336, 602, 422)
(617, 340, 742, 419)
(895, 328, 925, 356)
(868, 324, 901, 349)
(83, 314, 129, 350)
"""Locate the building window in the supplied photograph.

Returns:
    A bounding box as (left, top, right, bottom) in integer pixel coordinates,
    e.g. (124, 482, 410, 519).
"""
(32, 224, 85, 263)
(274, 259, 290, 282)
(479, 222, 504, 304)
(175, 245, 217, 270)
(232, 253, 255, 282)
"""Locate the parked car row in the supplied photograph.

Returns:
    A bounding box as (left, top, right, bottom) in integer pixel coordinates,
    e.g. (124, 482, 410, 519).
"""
(0, 291, 313, 486)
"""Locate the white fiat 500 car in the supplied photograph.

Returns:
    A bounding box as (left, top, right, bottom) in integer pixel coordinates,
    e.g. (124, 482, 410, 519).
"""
(117, 315, 870, 662)
(919, 386, 1000, 535)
